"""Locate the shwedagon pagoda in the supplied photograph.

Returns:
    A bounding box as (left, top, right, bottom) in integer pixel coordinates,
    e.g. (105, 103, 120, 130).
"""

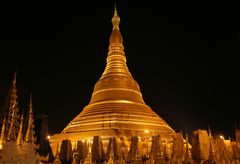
(0, 5, 239, 164)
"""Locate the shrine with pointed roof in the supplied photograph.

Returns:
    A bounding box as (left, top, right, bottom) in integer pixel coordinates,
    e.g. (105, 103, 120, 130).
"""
(0, 72, 38, 163)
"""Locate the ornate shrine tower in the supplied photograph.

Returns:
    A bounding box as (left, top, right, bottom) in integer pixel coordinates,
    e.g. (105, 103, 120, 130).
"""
(50, 6, 175, 152)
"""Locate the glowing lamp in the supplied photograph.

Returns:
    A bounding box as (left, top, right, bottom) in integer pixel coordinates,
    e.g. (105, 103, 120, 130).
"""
(219, 135, 224, 140)
(144, 130, 149, 133)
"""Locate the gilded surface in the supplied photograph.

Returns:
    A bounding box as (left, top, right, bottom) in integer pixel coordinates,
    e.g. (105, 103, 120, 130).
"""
(60, 7, 175, 139)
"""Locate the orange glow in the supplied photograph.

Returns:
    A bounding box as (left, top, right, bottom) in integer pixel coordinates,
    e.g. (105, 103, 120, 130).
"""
(219, 135, 224, 140)
(144, 130, 149, 133)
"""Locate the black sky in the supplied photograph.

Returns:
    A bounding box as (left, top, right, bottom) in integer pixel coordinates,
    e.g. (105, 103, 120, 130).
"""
(0, 1, 239, 138)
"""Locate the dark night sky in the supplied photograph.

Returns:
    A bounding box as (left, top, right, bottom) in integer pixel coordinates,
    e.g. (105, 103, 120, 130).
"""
(0, 1, 239, 138)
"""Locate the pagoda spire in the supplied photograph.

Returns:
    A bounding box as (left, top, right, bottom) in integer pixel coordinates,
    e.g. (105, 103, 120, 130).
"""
(208, 127, 216, 161)
(0, 117, 6, 149)
(25, 94, 35, 143)
(16, 113, 24, 146)
(13, 70, 17, 85)
(112, 4, 120, 30)
(108, 4, 123, 52)
(7, 110, 17, 141)
(100, 4, 131, 79)
(87, 4, 145, 105)
(5, 71, 19, 133)
(9, 71, 18, 113)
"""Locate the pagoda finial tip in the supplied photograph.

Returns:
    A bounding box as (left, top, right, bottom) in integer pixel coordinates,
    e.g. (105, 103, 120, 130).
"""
(30, 93, 32, 106)
(13, 70, 17, 85)
(114, 4, 118, 16)
(111, 3, 120, 29)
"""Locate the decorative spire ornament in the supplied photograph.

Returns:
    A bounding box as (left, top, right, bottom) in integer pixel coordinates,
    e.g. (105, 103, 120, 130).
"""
(0, 117, 6, 149)
(25, 94, 35, 143)
(5, 71, 19, 134)
(208, 127, 216, 162)
(7, 110, 17, 141)
(16, 114, 24, 146)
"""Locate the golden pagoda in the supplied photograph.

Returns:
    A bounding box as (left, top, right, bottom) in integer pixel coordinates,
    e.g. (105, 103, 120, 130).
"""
(50, 6, 175, 152)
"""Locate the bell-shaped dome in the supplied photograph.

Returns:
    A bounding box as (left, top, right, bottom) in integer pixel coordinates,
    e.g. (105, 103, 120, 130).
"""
(61, 6, 175, 139)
